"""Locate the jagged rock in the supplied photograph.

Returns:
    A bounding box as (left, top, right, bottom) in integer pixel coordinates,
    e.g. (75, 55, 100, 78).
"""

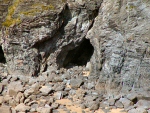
(1, 0, 150, 112)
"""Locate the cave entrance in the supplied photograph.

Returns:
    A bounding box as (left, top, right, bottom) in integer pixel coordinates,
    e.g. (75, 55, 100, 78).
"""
(0, 46, 6, 63)
(63, 38, 94, 68)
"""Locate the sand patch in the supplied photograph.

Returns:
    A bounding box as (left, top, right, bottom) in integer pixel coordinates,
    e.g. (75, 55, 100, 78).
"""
(55, 99, 127, 113)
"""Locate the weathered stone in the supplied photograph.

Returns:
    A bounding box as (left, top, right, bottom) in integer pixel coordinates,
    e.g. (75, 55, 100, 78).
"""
(24, 88, 34, 97)
(40, 85, 52, 95)
(7, 81, 23, 92)
(136, 108, 148, 113)
(15, 103, 30, 112)
(0, 106, 11, 113)
(135, 100, 150, 109)
(119, 98, 133, 109)
(128, 109, 138, 113)
(37, 107, 52, 113)
(11, 108, 17, 113)
(54, 91, 63, 100)
(88, 101, 99, 111)
(8, 89, 17, 97)
(70, 79, 83, 89)
(0, 96, 4, 104)
(0, 83, 3, 93)
(15, 92, 25, 104)
(115, 100, 124, 108)
(9, 99, 17, 107)
(3, 95, 12, 104)
(127, 93, 138, 102)
(108, 98, 115, 106)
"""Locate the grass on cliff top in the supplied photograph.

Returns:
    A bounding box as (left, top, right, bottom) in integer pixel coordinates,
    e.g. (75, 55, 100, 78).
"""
(2, 0, 57, 27)
(2, 0, 23, 27)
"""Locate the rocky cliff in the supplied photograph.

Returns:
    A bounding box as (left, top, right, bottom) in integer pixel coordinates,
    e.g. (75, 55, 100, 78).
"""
(0, 0, 150, 113)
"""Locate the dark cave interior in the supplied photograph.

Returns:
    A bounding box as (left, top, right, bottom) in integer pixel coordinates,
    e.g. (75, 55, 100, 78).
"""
(0, 46, 6, 63)
(63, 38, 94, 68)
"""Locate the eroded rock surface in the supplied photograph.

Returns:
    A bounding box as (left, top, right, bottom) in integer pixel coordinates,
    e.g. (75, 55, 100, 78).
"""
(0, 0, 150, 113)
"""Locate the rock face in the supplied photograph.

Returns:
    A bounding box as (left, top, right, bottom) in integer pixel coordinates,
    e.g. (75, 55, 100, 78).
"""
(0, 0, 150, 111)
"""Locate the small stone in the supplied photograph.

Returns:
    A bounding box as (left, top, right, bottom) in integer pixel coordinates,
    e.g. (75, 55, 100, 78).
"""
(136, 107, 147, 113)
(24, 88, 34, 97)
(7, 81, 24, 93)
(108, 98, 115, 106)
(51, 103, 59, 109)
(128, 109, 137, 113)
(8, 89, 17, 97)
(48, 98, 54, 105)
(15, 103, 30, 112)
(0, 106, 11, 113)
(40, 85, 52, 95)
(61, 73, 71, 80)
(87, 82, 95, 89)
(41, 107, 51, 113)
(127, 93, 138, 101)
(119, 98, 133, 109)
(0, 83, 3, 93)
(3, 95, 12, 104)
(89, 102, 99, 110)
(15, 92, 25, 104)
(53, 84, 65, 91)
(0, 96, 4, 104)
(47, 73, 55, 82)
(11, 108, 17, 113)
(9, 99, 17, 107)
(28, 78, 37, 85)
(39, 99, 47, 106)
(54, 91, 63, 100)
(115, 100, 124, 108)
(37, 107, 52, 113)
(70, 79, 83, 89)
(135, 100, 150, 109)
(53, 76, 63, 82)
(31, 82, 40, 93)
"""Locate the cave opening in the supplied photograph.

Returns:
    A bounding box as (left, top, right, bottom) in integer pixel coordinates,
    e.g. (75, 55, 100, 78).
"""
(63, 38, 94, 68)
(0, 46, 6, 64)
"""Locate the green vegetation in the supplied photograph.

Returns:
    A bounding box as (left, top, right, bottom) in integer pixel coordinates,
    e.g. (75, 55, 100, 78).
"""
(2, 0, 23, 27)
(2, 0, 56, 27)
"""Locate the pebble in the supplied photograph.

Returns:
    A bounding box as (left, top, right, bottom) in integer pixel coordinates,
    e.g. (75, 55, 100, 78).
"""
(70, 79, 83, 89)
(40, 85, 52, 95)
(15, 103, 30, 112)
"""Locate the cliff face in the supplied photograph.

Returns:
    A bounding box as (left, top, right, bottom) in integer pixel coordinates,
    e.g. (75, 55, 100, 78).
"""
(0, 0, 150, 95)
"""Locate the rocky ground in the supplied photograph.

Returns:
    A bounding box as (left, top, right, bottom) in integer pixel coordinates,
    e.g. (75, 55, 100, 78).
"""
(0, 65, 150, 113)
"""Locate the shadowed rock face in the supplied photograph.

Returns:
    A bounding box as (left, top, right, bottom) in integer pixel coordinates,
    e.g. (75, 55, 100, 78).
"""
(0, 0, 150, 95)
